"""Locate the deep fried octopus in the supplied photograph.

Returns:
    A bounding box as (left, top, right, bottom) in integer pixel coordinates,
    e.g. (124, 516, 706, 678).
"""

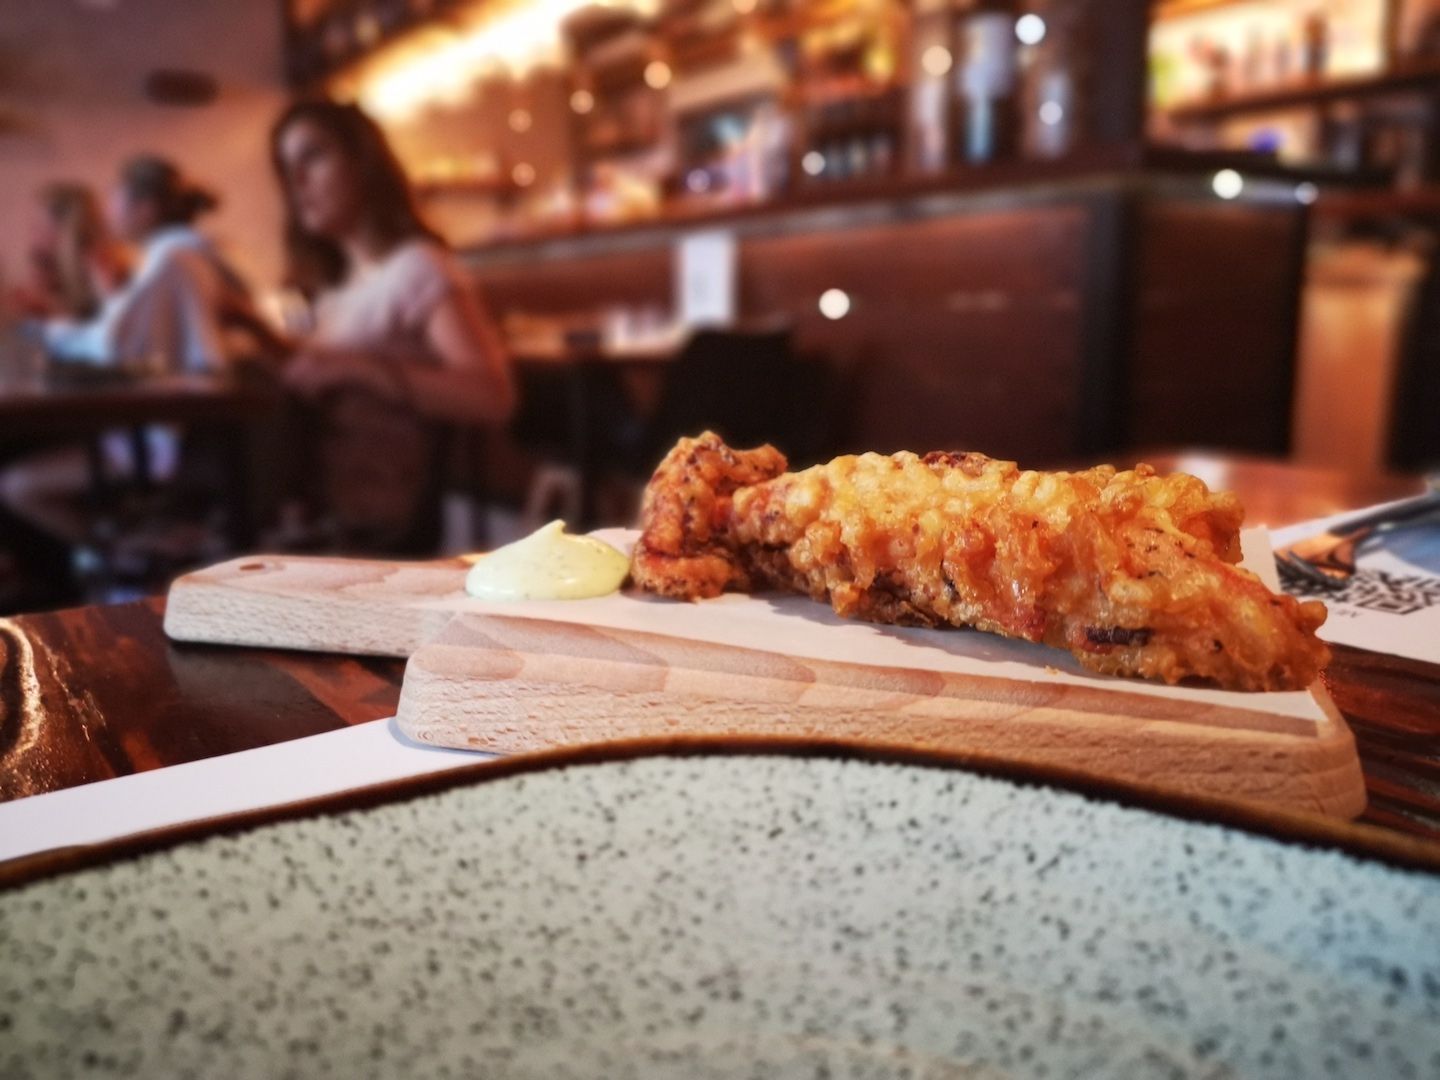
(631, 432, 1329, 691)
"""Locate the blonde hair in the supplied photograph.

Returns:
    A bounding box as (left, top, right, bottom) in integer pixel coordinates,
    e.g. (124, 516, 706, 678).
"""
(40, 182, 107, 319)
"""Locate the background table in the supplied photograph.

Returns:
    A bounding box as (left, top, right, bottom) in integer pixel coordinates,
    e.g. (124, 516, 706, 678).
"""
(1, 453, 1436, 847)
(0, 372, 280, 578)
(0, 372, 278, 440)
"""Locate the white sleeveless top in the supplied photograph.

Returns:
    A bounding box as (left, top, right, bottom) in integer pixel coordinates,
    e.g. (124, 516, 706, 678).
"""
(44, 225, 236, 372)
(309, 238, 464, 362)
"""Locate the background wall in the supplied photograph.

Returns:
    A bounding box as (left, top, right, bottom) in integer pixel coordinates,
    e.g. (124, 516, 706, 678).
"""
(0, 0, 289, 294)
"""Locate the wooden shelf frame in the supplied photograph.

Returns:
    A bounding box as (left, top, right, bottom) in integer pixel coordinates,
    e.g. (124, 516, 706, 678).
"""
(1163, 63, 1440, 124)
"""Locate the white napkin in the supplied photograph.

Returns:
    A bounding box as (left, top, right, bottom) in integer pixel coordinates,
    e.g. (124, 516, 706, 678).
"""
(0, 719, 485, 865)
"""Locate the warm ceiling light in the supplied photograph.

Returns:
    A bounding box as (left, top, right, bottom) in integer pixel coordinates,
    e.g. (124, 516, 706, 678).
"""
(818, 288, 851, 320)
(732, 0, 757, 11)
(512, 162, 536, 186)
(508, 108, 532, 132)
(1211, 169, 1244, 200)
(921, 46, 952, 78)
(570, 88, 594, 114)
(1015, 14, 1046, 45)
(358, 0, 659, 121)
(644, 60, 672, 90)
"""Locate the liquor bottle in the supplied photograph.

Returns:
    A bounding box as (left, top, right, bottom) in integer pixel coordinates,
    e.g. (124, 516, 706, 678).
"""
(1241, 25, 1265, 90)
(907, 0, 956, 174)
(956, 2, 1019, 165)
(1018, 1, 1079, 161)
(1300, 11, 1329, 79)
(1272, 32, 1294, 85)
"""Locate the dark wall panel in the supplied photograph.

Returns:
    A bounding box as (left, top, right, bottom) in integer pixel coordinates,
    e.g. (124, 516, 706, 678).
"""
(1127, 201, 1304, 454)
(737, 206, 1090, 460)
(465, 190, 1307, 465)
(473, 245, 672, 316)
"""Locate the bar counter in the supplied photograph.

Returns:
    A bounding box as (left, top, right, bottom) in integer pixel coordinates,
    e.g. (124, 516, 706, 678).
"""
(462, 158, 1315, 465)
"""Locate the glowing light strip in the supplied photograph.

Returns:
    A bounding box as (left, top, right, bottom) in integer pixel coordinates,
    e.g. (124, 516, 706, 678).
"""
(356, 0, 658, 121)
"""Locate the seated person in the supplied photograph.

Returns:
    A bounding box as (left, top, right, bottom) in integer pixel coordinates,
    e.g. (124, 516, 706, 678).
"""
(44, 155, 252, 373)
(269, 100, 515, 552)
(3, 158, 258, 554)
(8, 181, 129, 322)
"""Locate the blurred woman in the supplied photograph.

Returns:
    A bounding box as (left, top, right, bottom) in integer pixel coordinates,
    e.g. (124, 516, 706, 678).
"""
(9, 182, 129, 321)
(269, 100, 515, 550)
(44, 155, 251, 372)
(271, 100, 514, 423)
(4, 158, 258, 556)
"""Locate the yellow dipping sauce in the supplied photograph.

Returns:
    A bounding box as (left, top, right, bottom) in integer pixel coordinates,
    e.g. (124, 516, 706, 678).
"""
(464, 520, 629, 601)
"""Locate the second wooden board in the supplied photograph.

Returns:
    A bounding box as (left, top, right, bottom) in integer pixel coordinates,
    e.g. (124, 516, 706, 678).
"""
(395, 609, 1364, 818)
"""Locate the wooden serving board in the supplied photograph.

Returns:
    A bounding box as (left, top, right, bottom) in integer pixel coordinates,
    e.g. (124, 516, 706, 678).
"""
(165, 548, 1367, 819)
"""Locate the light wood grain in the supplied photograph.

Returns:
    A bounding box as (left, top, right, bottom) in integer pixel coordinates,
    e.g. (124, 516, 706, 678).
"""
(395, 613, 1366, 820)
(165, 555, 1368, 820)
(165, 555, 467, 657)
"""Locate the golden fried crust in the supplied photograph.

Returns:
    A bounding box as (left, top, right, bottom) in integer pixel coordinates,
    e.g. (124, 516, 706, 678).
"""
(630, 432, 788, 599)
(630, 434, 1329, 691)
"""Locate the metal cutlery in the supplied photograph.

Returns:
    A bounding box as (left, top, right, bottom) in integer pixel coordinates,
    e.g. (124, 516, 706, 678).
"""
(1275, 488, 1440, 590)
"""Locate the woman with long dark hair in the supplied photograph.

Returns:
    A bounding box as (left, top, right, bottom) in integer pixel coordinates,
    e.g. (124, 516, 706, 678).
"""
(271, 99, 514, 424)
(269, 100, 514, 550)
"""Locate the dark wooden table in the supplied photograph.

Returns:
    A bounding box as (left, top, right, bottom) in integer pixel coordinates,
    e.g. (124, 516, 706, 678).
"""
(0, 372, 278, 441)
(2, 453, 1437, 847)
(0, 372, 281, 599)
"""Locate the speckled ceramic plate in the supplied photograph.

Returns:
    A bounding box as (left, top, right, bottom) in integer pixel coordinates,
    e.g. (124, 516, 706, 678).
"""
(2, 747, 1438, 1080)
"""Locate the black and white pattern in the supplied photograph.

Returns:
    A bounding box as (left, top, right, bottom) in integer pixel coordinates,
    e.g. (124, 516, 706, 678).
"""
(1283, 566, 1440, 616)
(3, 754, 1438, 1079)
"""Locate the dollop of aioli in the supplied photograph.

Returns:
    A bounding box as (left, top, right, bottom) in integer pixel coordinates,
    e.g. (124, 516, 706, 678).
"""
(464, 520, 629, 601)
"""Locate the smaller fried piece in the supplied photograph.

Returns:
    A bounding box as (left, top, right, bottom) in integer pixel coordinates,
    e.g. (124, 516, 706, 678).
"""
(630, 435, 787, 598)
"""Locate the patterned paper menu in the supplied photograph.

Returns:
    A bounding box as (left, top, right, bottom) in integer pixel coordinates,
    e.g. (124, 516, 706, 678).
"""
(1272, 506, 1440, 666)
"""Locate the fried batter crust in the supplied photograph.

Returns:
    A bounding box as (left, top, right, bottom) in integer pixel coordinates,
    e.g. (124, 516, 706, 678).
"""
(630, 434, 788, 598)
(631, 432, 1329, 691)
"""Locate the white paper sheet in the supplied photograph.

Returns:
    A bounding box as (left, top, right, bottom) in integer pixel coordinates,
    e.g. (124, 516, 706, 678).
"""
(0, 719, 486, 865)
(676, 229, 737, 328)
(425, 528, 1328, 724)
(1271, 503, 1440, 666)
